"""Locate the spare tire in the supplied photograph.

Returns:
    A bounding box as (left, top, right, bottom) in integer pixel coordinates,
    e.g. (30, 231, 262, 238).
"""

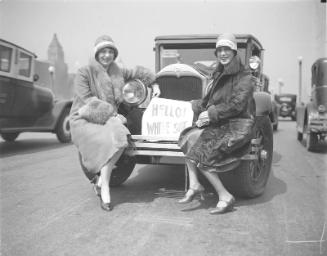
(219, 115, 273, 198)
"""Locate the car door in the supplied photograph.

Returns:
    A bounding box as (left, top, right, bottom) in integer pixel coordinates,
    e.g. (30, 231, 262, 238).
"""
(0, 42, 15, 117)
(11, 48, 37, 118)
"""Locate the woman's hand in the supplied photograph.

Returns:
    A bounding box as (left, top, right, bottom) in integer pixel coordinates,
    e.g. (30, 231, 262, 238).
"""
(196, 111, 210, 128)
(116, 114, 127, 124)
(151, 83, 161, 97)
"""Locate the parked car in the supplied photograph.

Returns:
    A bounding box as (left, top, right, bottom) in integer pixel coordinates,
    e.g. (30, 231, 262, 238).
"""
(296, 58, 327, 151)
(275, 93, 296, 120)
(0, 39, 72, 142)
(79, 34, 274, 198)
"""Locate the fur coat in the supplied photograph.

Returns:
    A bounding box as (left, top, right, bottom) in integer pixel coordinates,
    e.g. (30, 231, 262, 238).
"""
(70, 60, 155, 181)
(178, 55, 255, 169)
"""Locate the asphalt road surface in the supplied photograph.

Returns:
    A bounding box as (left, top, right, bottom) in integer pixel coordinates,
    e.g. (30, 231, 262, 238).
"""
(1, 120, 326, 256)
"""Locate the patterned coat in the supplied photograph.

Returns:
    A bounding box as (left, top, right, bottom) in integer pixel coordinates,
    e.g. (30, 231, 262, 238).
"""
(178, 55, 255, 169)
(70, 60, 155, 181)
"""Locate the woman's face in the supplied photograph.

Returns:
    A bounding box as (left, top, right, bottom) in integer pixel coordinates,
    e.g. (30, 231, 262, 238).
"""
(216, 46, 235, 66)
(97, 47, 115, 68)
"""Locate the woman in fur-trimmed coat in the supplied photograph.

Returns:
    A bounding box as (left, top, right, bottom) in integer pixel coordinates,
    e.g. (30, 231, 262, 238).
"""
(70, 35, 160, 211)
(177, 33, 255, 215)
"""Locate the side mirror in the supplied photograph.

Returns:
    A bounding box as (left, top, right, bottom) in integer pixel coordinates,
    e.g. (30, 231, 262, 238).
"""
(33, 74, 39, 82)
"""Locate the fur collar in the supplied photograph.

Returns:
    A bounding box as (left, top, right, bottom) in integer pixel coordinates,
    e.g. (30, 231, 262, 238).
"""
(88, 59, 125, 104)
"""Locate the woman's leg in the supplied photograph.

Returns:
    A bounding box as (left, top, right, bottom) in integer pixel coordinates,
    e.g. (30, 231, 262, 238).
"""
(185, 159, 202, 190)
(178, 159, 204, 203)
(199, 169, 233, 202)
(100, 148, 124, 203)
(199, 169, 235, 213)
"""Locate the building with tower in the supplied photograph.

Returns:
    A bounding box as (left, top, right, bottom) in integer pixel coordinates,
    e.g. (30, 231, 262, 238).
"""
(47, 33, 73, 99)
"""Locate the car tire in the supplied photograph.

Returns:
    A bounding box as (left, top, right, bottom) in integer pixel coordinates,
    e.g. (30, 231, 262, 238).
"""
(55, 107, 71, 143)
(273, 122, 278, 131)
(1, 132, 20, 142)
(110, 154, 136, 187)
(219, 116, 273, 198)
(297, 131, 303, 141)
(306, 132, 317, 152)
(291, 115, 296, 121)
(78, 153, 135, 187)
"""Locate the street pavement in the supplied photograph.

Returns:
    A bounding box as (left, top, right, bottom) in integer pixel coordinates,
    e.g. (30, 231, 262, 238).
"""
(1, 120, 326, 256)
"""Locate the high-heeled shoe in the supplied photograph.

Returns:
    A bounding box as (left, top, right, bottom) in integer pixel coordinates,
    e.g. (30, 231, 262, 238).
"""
(100, 198, 113, 211)
(177, 186, 205, 204)
(209, 197, 235, 215)
(93, 184, 101, 197)
(92, 175, 101, 197)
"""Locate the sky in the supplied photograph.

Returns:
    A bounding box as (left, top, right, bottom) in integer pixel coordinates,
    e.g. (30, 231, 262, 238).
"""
(1, 0, 326, 100)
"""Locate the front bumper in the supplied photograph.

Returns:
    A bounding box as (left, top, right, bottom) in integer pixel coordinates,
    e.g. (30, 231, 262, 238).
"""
(308, 119, 327, 133)
(125, 135, 265, 172)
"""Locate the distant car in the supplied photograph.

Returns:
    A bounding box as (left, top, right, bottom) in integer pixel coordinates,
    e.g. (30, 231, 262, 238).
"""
(275, 93, 297, 121)
(296, 58, 327, 151)
(0, 39, 72, 142)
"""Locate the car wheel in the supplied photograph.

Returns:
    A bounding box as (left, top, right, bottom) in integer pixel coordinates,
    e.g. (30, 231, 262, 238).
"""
(110, 154, 136, 187)
(304, 123, 318, 151)
(297, 131, 303, 141)
(220, 116, 273, 198)
(273, 121, 278, 131)
(78, 153, 135, 186)
(291, 115, 296, 121)
(306, 131, 318, 152)
(55, 107, 71, 143)
(1, 132, 20, 142)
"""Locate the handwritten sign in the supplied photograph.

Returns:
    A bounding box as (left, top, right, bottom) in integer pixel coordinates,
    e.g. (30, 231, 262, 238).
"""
(142, 98, 193, 140)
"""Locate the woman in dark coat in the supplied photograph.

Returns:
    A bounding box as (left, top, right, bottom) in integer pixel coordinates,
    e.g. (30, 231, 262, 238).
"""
(70, 35, 160, 211)
(178, 33, 255, 214)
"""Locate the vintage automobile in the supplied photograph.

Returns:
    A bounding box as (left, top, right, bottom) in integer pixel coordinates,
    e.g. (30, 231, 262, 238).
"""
(296, 58, 327, 151)
(79, 34, 274, 198)
(0, 39, 72, 142)
(275, 93, 296, 120)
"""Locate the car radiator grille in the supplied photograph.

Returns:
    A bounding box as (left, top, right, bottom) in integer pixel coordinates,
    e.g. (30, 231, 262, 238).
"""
(156, 76, 203, 101)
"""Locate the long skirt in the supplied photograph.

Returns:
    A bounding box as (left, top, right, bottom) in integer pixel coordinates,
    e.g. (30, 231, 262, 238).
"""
(178, 118, 254, 169)
(70, 113, 130, 182)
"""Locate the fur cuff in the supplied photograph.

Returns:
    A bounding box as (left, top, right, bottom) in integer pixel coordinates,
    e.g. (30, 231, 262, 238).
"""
(78, 97, 116, 125)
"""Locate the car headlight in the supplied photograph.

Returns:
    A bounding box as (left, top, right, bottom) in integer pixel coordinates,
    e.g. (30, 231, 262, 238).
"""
(122, 79, 148, 106)
(318, 104, 326, 113)
(249, 56, 261, 70)
(308, 111, 320, 121)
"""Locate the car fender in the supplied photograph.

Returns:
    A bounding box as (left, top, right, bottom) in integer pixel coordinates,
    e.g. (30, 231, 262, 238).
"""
(298, 103, 316, 131)
(306, 102, 317, 119)
(52, 100, 72, 129)
(253, 91, 272, 116)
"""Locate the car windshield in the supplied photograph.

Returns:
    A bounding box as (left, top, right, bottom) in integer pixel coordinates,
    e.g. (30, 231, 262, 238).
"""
(159, 43, 246, 75)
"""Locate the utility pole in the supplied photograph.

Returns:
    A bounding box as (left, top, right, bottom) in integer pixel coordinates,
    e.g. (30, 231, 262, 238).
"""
(48, 65, 55, 94)
(298, 56, 303, 104)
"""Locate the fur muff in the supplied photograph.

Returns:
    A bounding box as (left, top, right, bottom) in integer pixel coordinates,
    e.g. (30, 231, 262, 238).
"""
(78, 97, 116, 125)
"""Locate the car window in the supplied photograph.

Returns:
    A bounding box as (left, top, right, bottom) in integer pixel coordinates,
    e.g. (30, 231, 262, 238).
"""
(0, 45, 13, 72)
(159, 43, 247, 71)
(18, 51, 32, 77)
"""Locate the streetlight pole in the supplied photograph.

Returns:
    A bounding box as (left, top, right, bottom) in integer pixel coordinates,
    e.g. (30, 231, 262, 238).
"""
(277, 78, 284, 95)
(48, 65, 55, 94)
(298, 56, 303, 105)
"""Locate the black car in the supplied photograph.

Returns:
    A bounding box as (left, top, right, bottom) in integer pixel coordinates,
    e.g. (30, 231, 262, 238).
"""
(275, 93, 297, 121)
(0, 39, 72, 142)
(296, 58, 327, 151)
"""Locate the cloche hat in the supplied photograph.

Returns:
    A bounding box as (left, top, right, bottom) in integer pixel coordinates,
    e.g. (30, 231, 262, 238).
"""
(94, 35, 118, 60)
(215, 33, 237, 55)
